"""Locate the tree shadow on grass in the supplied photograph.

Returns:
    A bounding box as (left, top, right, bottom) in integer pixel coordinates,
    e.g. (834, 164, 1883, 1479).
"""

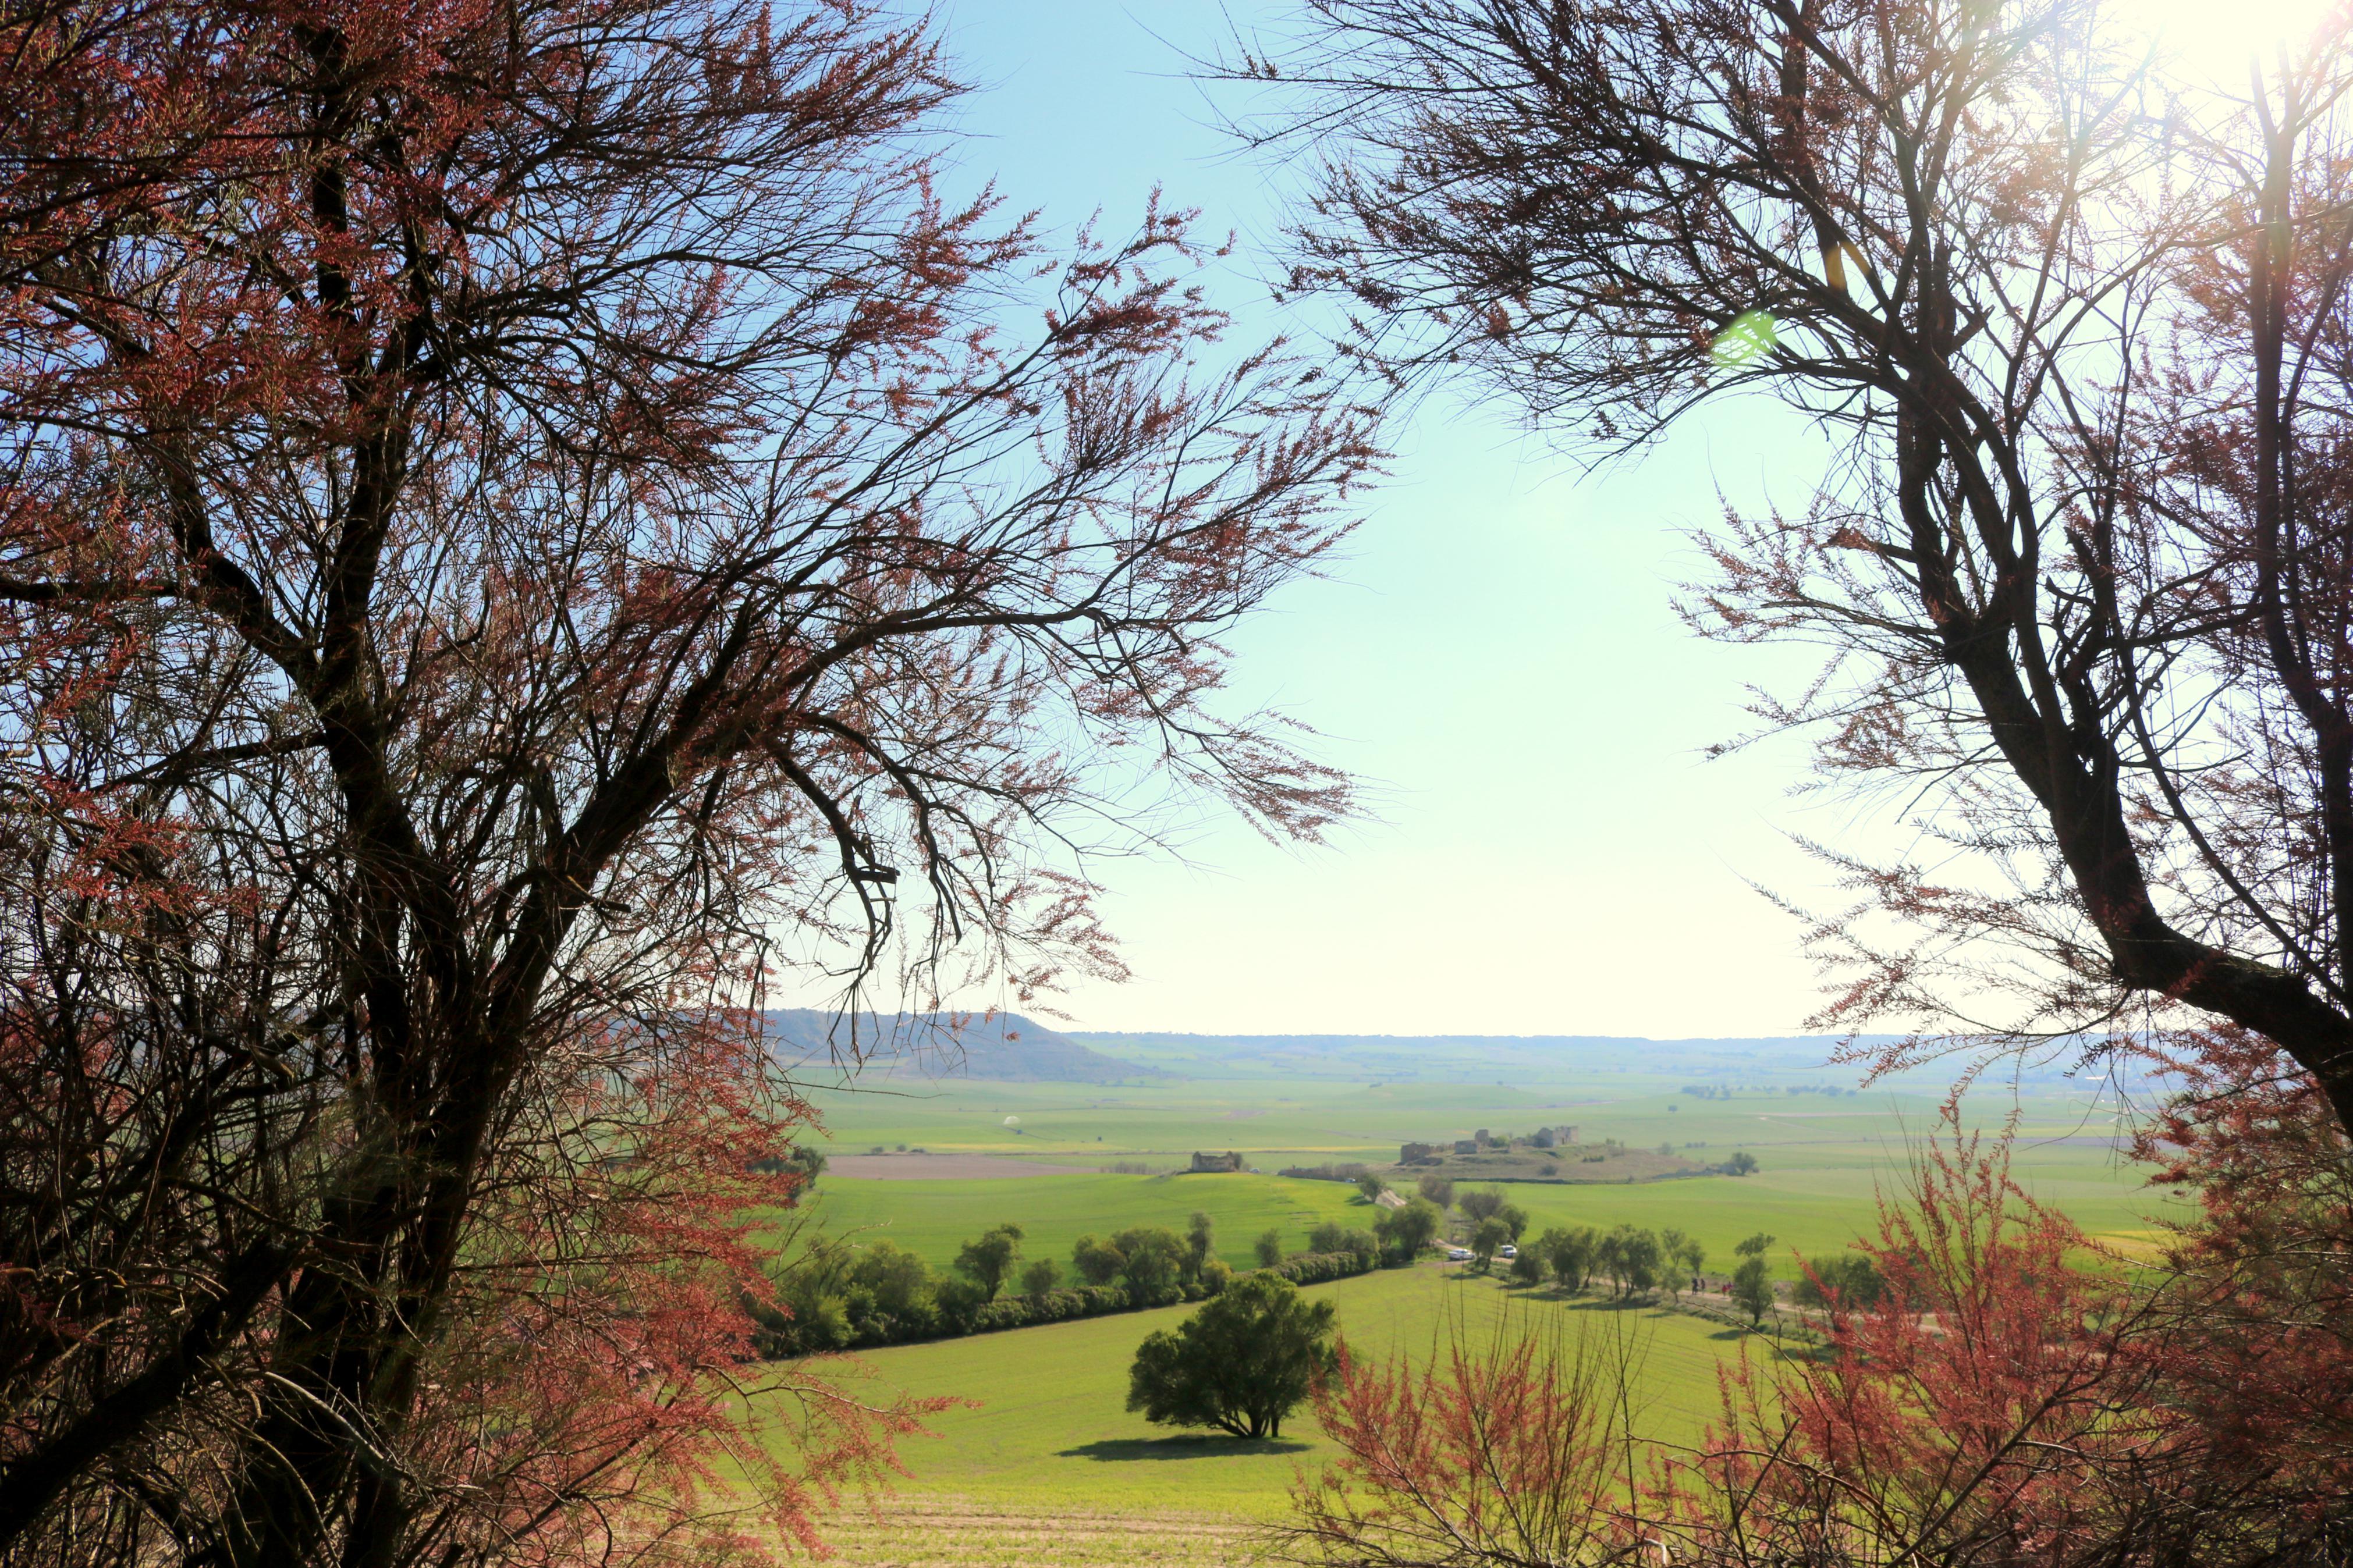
(1057, 1435, 1311, 1462)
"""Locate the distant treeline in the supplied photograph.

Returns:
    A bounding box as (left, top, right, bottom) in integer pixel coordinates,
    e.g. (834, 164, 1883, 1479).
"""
(1277, 1162, 1374, 1183)
(1681, 1083, 1858, 1098)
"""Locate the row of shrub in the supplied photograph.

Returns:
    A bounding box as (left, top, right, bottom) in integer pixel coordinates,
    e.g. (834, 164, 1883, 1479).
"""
(1276, 1161, 1374, 1183)
(1264, 1249, 1376, 1287)
(747, 1204, 1385, 1357)
(960, 1281, 1185, 1336)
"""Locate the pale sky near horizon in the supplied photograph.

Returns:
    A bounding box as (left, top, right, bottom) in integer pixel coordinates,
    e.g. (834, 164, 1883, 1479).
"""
(835, 0, 2323, 1041)
(877, 0, 1849, 1041)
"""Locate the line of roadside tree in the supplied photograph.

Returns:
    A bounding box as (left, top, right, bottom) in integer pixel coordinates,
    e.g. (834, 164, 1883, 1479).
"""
(1490, 1224, 1881, 1326)
(1422, 1181, 1889, 1330)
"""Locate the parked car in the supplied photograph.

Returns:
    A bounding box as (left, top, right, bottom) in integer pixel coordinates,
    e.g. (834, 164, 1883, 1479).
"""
(1445, 1246, 1474, 1262)
(1499, 1244, 1518, 1259)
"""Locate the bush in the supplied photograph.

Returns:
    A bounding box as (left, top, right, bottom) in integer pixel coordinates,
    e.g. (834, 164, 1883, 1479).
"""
(1112, 1225, 1188, 1306)
(1308, 1219, 1350, 1255)
(1276, 1162, 1372, 1184)
(747, 1144, 828, 1182)
(1265, 1250, 1376, 1286)
(1793, 1251, 1885, 1310)
(954, 1222, 1025, 1300)
(1072, 1233, 1127, 1286)
(747, 1235, 940, 1356)
(745, 1282, 851, 1358)
(964, 1283, 1131, 1335)
(1255, 1228, 1285, 1268)
(1376, 1196, 1443, 1263)
(934, 1274, 992, 1333)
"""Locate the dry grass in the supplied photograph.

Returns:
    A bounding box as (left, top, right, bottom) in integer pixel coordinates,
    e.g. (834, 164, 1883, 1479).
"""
(815, 1497, 1266, 1566)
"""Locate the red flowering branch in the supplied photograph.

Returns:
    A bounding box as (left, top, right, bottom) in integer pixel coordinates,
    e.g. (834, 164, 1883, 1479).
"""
(0, 0, 1380, 1562)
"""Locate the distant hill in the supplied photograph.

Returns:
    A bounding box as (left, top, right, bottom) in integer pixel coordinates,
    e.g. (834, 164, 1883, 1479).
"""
(760, 1009, 1170, 1083)
(1060, 1030, 2116, 1088)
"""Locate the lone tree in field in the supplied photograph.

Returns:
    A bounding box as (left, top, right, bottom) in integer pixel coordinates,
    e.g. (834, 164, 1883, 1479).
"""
(1240, 0, 2353, 1140)
(1126, 1273, 1339, 1439)
(0, 0, 1376, 1559)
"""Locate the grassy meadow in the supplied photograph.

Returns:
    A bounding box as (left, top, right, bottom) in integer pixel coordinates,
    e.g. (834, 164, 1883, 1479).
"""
(793, 1061, 2178, 1267)
(808, 1265, 1781, 1565)
(773, 1044, 2180, 1563)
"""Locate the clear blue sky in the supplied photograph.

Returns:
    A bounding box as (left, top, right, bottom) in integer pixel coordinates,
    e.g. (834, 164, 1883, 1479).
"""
(877, 1, 2327, 1039)
(892, 0, 1877, 1039)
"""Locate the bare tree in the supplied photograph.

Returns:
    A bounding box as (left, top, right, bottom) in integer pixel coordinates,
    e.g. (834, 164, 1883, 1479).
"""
(1236, 0, 2353, 1133)
(1242, 0, 2353, 1128)
(0, 0, 1377, 1562)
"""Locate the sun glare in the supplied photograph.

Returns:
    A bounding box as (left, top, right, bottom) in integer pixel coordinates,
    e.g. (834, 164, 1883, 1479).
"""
(2130, 0, 2343, 78)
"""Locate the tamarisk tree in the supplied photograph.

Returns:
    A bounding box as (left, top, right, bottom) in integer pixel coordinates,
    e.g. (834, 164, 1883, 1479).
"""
(0, 0, 1376, 1563)
(1241, 0, 2353, 1131)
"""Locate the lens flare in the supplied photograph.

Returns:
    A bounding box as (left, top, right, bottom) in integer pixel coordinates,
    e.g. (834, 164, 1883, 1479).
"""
(1712, 311, 1780, 369)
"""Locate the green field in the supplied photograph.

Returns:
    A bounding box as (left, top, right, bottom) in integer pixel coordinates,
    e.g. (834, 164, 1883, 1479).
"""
(793, 1060, 2180, 1272)
(808, 1264, 1784, 1564)
(774, 1047, 2182, 1563)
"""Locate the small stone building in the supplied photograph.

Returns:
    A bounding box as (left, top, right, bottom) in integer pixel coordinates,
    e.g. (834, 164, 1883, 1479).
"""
(1188, 1150, 1243, 1173)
